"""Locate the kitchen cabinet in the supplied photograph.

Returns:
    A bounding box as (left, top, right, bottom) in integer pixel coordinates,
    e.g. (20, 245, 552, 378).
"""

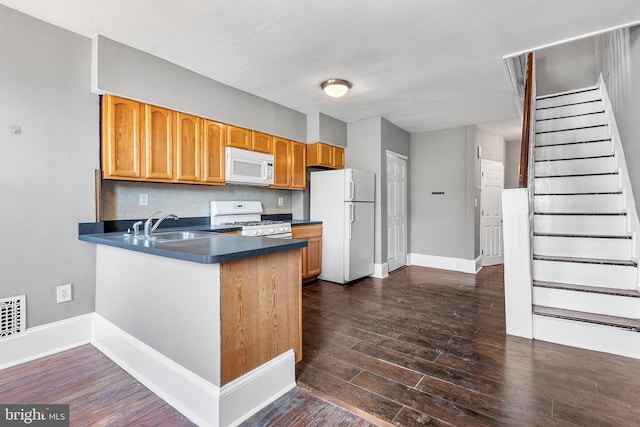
(143, 104, 173, 180)
(226, 125, 251, 149)
(307, 142, 344, 169)
(251, 131, 273, 154)
(174, 112, 202, 182)
(272, 138, 307, 190)
(292, 224, 322, 282)
(202, 119, 226, 184)
(101, 95, 142, 179)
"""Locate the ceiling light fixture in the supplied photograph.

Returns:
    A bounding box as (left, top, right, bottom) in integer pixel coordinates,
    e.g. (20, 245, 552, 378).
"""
(321, 79, 352, 98)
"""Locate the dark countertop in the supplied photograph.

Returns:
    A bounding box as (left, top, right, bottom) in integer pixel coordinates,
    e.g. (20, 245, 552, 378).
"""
(291, 220, 323, 226)
(79, 228, 306, 264)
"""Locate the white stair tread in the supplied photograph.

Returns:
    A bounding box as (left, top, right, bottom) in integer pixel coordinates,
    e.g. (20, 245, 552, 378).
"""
(533, 193, 623, 214)
(533, 305, 640, 331)
(533, 254, 636, 267)
(536, 101, 603, 120)
(535, 140, 612, 160)
(536, 88, 602, 109)
(533, 280, 640, 298)
(536, 113, 606, 133)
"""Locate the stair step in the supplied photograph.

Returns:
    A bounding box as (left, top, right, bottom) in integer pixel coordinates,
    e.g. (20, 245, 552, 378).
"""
(533, 280, 640, 298)
(533, 213, 627, 235)
(532, 256, 637, 290)
(535, 139, 612, 160)
(535, 100, 604, 120)
(534, 155, 615, 177)
(533, 305, 640, 331)
(536, 87, 601, 109)
(535, 112, 606, 133)
(536, 126, 609, 146)
(534, 193, 624, 213)
(533, 233, 632, 261)
(534, 173, 619, 194)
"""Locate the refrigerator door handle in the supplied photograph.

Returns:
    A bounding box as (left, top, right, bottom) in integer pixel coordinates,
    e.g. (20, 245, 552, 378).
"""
(349, 180, 355, 201)
(349, 203, 354, 239)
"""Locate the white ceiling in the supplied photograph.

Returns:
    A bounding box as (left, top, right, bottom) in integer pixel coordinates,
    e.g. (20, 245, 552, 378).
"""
(3, 0, 640, 137)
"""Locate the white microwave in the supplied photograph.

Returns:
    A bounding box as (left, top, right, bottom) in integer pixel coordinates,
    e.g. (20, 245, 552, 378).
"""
(225, 147, 274, 186)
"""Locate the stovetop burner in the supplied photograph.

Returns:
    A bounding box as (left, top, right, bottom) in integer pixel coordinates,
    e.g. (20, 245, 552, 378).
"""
(221, 220, 286, 227)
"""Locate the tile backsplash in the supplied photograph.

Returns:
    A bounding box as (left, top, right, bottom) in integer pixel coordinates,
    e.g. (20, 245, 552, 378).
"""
(101, 180, 292, 220)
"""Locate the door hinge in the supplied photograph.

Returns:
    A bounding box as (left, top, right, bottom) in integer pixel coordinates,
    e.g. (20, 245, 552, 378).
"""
(481, 249, 484, 255)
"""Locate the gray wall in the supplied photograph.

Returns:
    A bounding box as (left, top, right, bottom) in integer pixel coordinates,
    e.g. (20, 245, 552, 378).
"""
(307, 112, 348, 147)
(93, 36, 306, 142)
(0, 6, 98, 327)
(410, 127, 476, 260)
(536, 36, 598, 95)
(505, 139, 521, 189)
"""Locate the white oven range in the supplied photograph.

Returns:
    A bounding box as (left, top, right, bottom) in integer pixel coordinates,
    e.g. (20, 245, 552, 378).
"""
(210, 201, 292, 238)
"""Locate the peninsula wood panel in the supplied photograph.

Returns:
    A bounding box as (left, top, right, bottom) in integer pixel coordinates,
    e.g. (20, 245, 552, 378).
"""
(101, 95, 142, 179)
(143, 104, 173, 180)
(220, 249, 302, 385)
(202, 119, 225, 184)
(174, 112, 201, 182)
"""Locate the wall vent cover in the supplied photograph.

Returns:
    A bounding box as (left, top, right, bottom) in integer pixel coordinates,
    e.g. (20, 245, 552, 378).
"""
(0, 295, 26, 340)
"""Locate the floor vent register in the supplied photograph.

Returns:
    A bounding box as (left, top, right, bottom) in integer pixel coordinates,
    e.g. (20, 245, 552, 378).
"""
(0, 295, 25, 340)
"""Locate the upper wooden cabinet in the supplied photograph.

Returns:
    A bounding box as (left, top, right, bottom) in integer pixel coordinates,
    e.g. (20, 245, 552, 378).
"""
(202, 120, 226, 184)
(291, 141, 307, 189)
(272, 138, 306, 190)
(102, 95, 142, 179)
(226, 125, 251, 149)
(252, 131, 273, 154)
(143, 104, 173, 181)
(307, 142, 344, 169)
(174, 112, 202, 183)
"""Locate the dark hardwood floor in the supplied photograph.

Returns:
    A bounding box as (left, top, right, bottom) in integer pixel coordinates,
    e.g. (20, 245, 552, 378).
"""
(3, 265, 640, 426)
(295, 265, 640, 426)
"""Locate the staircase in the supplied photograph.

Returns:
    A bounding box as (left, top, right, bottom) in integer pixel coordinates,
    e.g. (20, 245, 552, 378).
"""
(530, 83, 640, 358)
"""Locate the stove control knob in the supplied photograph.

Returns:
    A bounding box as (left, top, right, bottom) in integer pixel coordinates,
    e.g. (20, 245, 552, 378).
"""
(269, 228, 274, 233)
(257, 230, 263, 235)
(252, 230, 257, 236)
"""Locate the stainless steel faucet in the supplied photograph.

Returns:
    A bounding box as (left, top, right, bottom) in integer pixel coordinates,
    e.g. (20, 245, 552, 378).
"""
(143, 211, 179, 237)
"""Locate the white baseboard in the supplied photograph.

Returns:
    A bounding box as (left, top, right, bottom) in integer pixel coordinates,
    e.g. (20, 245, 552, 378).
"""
(0, 313, 93, 370)
(475, 255, 483, 273)
(92, 314, 219, 427)
(408, 253, 477, 274)
(220, 350, 295, 427)
(371, 263, 389, 278)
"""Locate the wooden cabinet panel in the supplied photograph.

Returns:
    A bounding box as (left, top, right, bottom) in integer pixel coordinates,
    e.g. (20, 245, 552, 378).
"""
(143, 104, 173, 180)
(101, 95, 142, 179)
(307, 142, 344, 169)
(317, 143, 334, 167)
(174, 112, 201, 182)
(292, 224, 322, 281)
(291, 141, 307, 189)
(252, 131, 273, 154)
(226, 125, 251, 149)
(203, 119, 225, 184)
(220, 250, 302, 384)
(333, 146, 345, 169)
(272, 137, 291, 188)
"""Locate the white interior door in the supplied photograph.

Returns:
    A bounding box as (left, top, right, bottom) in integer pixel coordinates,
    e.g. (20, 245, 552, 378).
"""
(481, 159, 504, 266)
(387, 151, 407, 272)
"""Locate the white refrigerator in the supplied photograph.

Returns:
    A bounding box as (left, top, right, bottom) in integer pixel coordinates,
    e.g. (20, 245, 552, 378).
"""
(310, 168, 375, 284)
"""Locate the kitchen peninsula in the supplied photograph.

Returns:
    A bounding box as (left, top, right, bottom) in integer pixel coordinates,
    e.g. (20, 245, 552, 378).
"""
(79, 228, 306, 427)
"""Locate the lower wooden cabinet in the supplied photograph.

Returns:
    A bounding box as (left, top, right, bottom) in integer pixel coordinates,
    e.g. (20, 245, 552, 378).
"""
(292, 224, 322, 282)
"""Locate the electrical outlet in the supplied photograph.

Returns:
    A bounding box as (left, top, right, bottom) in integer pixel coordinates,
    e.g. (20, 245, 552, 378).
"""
(139, 193, 148, 206)
(56, 284, 72, 303)
(278, 197, 284, 207)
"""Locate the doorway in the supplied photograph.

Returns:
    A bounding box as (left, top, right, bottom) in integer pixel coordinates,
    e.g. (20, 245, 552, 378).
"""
(386, 150, 408, 272)
(480, 159, 504, 266)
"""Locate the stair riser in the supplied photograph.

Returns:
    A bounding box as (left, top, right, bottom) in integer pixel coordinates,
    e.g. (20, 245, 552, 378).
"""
(535, 175, 619, 194)
(534, 194, 624, 214)
(536, 89, 602, 109)
(535, 157, 615, 177)
(532, 259, 637, 290)
(536, 113, 606, 133)
(533, 287, 640, 319)
(533, 236, 632, 261)
(536, 101, 603, 120)
(535, 141, 613, 161)
(533, 316, 640, 359)
(534, 215, 627, 235)
(536, 126, 609, 146)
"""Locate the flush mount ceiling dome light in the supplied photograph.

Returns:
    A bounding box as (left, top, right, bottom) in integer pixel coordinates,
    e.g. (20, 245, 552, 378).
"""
(321, 78, 352, 97)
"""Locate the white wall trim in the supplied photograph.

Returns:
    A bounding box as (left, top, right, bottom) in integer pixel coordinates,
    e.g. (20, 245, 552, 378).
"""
(408, 253, 477, 274)
(385, 149, 408, 160)
(372, 262, 389, 278)
(475, 255, 483, 274)
(92, 314, 219, 427)
(220, 350, 295, 427)
(0, 313, 93, 370)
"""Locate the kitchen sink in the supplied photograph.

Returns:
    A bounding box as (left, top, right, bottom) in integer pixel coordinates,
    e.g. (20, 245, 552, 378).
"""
(135, 230, 222, 242)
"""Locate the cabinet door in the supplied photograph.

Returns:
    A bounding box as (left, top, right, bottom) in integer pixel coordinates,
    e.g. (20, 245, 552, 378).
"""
(174, 112, 202, 182)
(252, 131, 273, 154)
(307, 237, 322, 276)
(226, 125, 251, 149)
(317, 143, 334, 167)
(291, 141, 307, 189)
(143, 104, 173, 180)
(101, 95, 142, 179)
(300, 245, 309, 278)
(333, 146, 345, 169)
(203, 119, 225, 184)
(272, 137, 291, 188)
